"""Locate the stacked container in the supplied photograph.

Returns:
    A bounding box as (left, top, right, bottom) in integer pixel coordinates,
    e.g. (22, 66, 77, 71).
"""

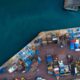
(46, 33, 52, 44)
(41, 35, 47, 46)
(34, 38, 42, 48)
(38, 32, 47, 45)
(31, 45, 36, 50)
(75, 39, 80, 51)
(70, 39, 80, 51)
(70, 39, 75, 50)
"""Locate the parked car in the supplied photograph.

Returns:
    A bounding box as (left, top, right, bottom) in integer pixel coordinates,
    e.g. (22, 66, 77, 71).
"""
(35, 76, 46, 80)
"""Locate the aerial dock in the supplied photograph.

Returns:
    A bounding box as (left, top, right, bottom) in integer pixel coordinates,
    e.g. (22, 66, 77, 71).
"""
(0, 27, 80, 80)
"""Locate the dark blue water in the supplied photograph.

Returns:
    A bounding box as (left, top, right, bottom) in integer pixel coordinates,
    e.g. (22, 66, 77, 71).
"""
(0, 0, 80, 66)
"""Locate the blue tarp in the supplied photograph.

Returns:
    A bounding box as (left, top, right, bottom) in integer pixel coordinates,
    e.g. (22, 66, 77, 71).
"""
(0, 67, 6, 74)
(35, 50, 40, 55)
(70, 42, 75, 50)
(46, 56, 53, 63)
(24, 59, 32, 67)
